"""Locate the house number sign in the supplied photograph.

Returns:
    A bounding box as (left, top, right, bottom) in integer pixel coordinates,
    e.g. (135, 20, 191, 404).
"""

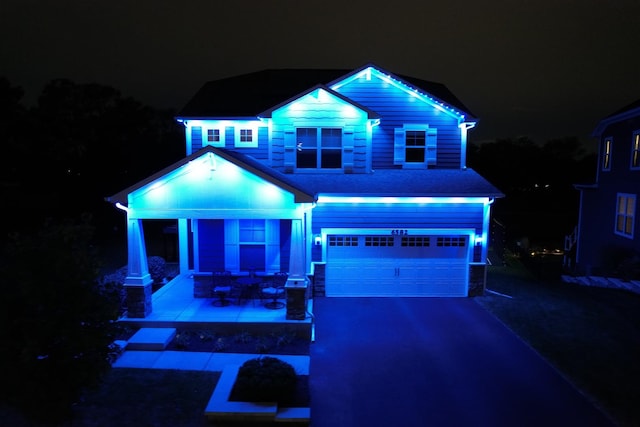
(391, 229, 408, 235)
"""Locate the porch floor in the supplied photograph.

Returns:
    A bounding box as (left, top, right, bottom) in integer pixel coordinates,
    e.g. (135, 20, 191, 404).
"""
(118, 273, 314, 330)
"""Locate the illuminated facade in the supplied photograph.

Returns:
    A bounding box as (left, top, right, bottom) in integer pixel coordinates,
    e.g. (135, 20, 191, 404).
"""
(107, 63, 504, 317)
(570, 99, 640, 277)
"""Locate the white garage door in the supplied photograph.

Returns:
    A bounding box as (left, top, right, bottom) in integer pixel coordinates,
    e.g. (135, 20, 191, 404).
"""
(325, 234, 469, 297)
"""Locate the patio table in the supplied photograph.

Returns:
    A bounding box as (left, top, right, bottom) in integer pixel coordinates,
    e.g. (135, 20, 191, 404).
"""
(234, 276, 262, 305)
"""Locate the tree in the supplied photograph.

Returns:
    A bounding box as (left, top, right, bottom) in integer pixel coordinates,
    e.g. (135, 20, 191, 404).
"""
(0, 216, 121, 423)
(468, 136, 595, 250)
(0, 78, 184, 243)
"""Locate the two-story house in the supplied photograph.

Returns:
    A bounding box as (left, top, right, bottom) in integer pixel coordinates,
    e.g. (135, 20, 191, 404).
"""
(107, 63, 504, 318)
(568, 99, 640, 279)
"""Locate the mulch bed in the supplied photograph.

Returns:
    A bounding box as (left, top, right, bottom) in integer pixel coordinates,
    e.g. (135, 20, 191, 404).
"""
(164, 329, 311, 355)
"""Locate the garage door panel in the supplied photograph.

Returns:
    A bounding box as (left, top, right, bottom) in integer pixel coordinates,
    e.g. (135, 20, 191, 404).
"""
(326, 234, 469, 297)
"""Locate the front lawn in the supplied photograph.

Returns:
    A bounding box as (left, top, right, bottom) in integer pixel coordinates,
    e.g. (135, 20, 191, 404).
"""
(72, 369, 219, 426)
(477, 255, 640, 427)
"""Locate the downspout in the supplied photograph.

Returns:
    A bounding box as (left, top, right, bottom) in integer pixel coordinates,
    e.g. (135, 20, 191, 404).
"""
(459, 121, 476, 169)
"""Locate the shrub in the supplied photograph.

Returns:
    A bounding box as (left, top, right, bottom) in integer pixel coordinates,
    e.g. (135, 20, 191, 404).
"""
(173, 332, 191, 349)
(233, 356, 297, 403)
(213, 337, 228, 352)
(147, 256, 166, 284)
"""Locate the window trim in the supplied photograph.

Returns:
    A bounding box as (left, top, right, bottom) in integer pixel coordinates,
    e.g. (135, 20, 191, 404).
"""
(295, 126, 343, 170)
(203, 126, 225, 147)
(234, 124, 259, 148)
(394, 125, 437, 168)
(614, 193, 636, 239)
(602, 137, 612, 171)
(631, 131, 640, 170)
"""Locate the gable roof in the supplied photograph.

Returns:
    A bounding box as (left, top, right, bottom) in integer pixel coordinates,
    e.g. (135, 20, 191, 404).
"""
(105, 146, 316, 205)
(258, 84, 380, 119)
(592, 97, 640, 137)
(177, 63, 475, 119)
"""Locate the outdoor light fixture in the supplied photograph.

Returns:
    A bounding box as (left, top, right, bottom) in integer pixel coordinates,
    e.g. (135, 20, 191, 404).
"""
(314, 235, 322, 246)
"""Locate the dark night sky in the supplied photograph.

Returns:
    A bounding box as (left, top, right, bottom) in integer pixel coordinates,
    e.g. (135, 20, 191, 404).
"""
(2, 0, 640, 146)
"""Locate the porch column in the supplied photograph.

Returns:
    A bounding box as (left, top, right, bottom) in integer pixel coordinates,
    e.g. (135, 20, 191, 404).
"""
(124, 218, 153, 318)
(286, 218, 308, 320)
(178, 218, 189, 275)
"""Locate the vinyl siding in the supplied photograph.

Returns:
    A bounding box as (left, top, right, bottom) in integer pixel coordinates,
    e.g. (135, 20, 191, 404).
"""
(269, 91, 370, 172)
(197, 219, 225, 272)
(311, 203, 484, 262)
(335, 74, 461, 169)
(279, 219, 292, 271)
(190, 125, 269, 160)
(576, 115, 640, 275)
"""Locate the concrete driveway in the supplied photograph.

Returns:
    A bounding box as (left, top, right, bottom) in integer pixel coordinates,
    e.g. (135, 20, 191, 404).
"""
(309, 297, 615, 427)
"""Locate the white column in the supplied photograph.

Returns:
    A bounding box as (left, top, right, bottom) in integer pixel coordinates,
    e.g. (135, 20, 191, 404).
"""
(124, 218, 152, 285)
(178, 218, 189, 275)
(288, 218, 306, 280)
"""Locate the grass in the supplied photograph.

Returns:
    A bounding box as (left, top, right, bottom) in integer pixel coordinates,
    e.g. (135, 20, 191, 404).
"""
(6, 254, 639, 426)
(477, 254, 640, 427)
(71, 369, 219, 427)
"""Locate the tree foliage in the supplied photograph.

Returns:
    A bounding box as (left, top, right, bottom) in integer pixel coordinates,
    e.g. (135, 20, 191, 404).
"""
(468, 136, 596, 248)
(0, 217, 121, 423)
(0, 77, 184, 423)
(0, 78, 184, 240)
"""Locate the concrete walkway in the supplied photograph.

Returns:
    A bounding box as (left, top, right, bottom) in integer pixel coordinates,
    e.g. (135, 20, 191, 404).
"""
(113, 349, 309, 374)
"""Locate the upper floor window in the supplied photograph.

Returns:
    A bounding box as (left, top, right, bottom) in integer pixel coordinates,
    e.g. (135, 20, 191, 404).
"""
(602, 137, 612, 171)
(234, 124, 259, 148)
(394, 126, 437, 167)
(631, 131, 640, 170)
(296, 127, 342, 169)
(204, 127, 225, 147)
(405, 131, 426, 162)
(615, 193, 636, 238)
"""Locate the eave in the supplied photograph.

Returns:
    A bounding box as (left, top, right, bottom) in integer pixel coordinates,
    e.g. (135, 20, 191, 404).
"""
(105, 146, 316, 206)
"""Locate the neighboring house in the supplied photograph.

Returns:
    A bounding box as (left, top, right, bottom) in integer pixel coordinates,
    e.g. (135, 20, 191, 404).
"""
(567, 99, 640, 278)
(107, 63, 504, 318)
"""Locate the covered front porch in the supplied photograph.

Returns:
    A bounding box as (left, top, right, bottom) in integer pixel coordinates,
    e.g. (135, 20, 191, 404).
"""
(118, 273, 314, 337)
(107, 148, 316, 319)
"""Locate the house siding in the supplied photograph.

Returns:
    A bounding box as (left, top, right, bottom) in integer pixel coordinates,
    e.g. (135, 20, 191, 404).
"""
(279, 219, 292, 272)
(575, 113, 640, 276)
(310, 203, 484, 263)
(269, 91, 370, 173)
(334, 74, 462, 169)
(197, 219, 225, 272)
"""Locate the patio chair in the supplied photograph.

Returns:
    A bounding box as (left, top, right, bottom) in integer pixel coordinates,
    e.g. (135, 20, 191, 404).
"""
(261, 271, 287, 309)
(212, 271, 232, 306)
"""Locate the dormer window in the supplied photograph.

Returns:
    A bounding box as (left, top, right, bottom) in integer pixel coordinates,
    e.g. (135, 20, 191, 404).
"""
(296, 127, 342, 169)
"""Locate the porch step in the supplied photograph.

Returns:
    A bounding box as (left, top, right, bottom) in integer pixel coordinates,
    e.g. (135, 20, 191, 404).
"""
(126, 328, 176, 351)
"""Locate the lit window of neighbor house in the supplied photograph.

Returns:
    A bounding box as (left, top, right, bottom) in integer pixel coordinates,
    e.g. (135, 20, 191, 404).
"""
(615, 193, 636, 238)
(631, 131, 640, 169)
(602, 137, 612, 171)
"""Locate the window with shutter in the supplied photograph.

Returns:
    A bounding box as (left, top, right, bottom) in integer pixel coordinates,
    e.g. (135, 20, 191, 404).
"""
(394, 125, 437, 167)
